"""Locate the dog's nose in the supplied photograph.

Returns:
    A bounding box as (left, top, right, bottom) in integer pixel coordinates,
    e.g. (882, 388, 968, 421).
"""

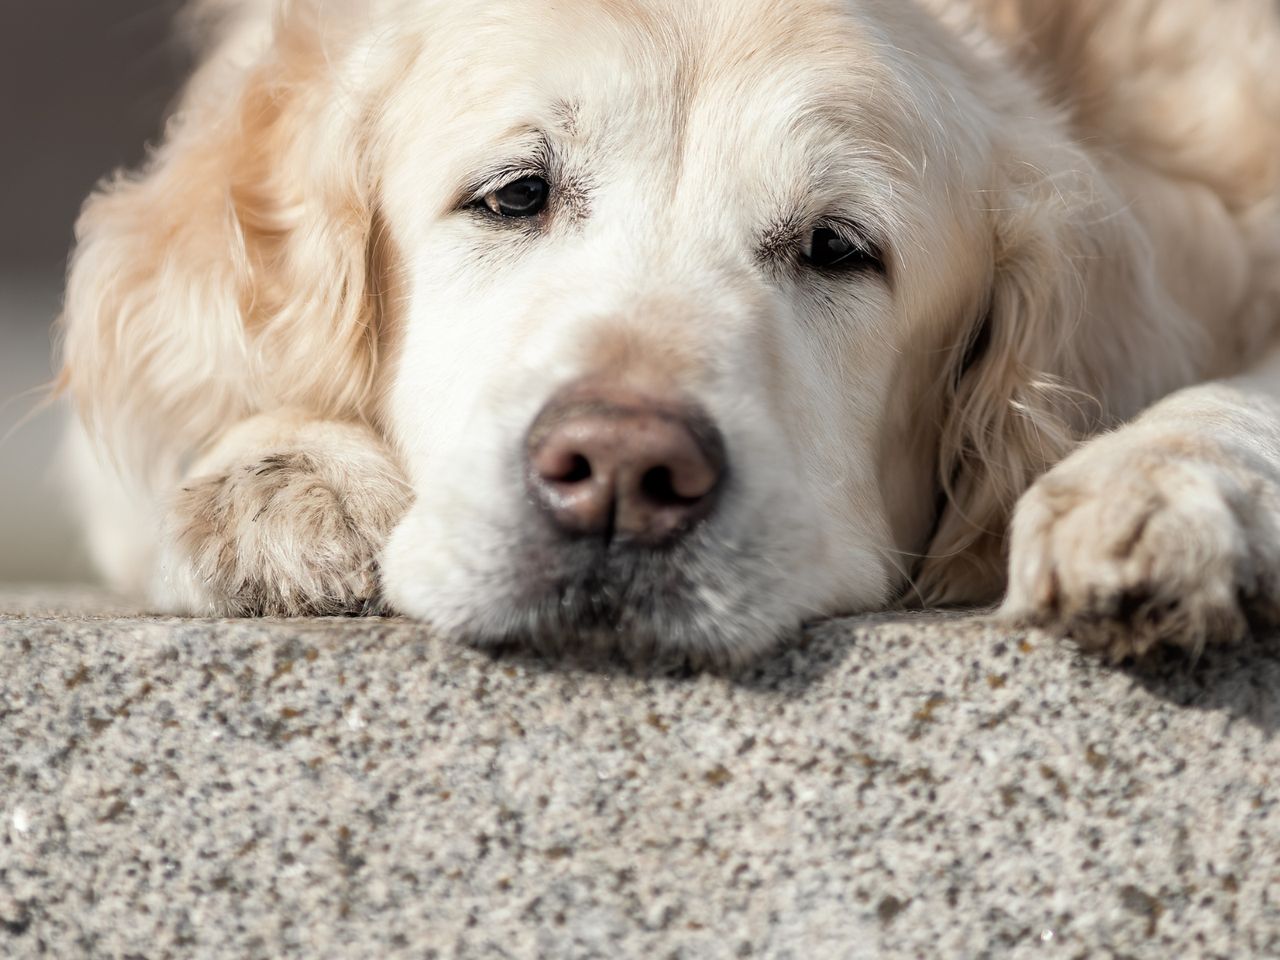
(526, 387, 726, 545)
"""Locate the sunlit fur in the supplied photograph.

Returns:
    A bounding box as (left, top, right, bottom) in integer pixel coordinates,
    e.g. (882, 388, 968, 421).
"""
(61, 0, 1280, 661)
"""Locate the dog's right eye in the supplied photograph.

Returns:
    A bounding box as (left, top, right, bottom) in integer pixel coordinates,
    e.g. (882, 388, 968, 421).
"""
(479, 176, 550, 218)
(801, 225, 884, 274)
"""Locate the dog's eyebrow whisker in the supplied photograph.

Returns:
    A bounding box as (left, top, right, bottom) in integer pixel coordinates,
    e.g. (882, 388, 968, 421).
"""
(550, 98, 583, 138)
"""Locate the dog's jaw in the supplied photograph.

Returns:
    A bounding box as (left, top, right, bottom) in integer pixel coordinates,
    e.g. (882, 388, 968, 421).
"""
(380, 489, 890, 666)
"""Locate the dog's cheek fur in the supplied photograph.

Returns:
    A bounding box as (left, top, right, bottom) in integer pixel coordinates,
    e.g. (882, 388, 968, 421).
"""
(917, 118, 1204, 605)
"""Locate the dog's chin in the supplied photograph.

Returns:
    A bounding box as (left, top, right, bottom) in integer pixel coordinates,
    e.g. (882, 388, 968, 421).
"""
(384, 518, 810, 668)
(477, 544, 802, 668)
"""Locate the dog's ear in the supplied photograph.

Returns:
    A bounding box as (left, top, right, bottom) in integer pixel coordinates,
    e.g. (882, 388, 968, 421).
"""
(61, 6, 390, 487)
(916, 140, 1200, 604)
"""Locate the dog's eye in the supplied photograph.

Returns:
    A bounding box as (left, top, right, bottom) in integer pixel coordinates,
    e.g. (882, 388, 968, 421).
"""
(802, 226, 883, 273)
(481, 176, 550, 218)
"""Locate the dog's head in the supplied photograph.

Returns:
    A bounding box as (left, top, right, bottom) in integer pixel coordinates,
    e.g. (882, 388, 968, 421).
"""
(69, 0, 1187, 661)
(368, 0, 993, 660)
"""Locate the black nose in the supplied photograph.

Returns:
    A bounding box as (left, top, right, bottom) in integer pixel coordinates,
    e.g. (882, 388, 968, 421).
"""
(526, 383, 727, 546)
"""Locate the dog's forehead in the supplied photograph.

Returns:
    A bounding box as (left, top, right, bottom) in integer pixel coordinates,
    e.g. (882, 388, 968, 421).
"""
(438, 0, 902, 129)
(419, 0, 918, 186)
(586, 1, 884, 104)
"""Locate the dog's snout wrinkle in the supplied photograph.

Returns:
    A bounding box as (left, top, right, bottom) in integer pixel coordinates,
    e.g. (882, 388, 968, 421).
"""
(526, 386, 725, 547)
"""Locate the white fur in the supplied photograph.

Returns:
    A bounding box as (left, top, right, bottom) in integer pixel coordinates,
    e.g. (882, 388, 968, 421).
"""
(60, 0, 1280, 661)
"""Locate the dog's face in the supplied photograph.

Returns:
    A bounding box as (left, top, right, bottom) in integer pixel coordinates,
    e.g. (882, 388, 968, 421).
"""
(368, 0, 996, 660)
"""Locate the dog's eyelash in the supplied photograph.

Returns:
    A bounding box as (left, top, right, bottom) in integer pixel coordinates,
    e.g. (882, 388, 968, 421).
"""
(759, 218, 887, 277)
(812, 221, 883, 257)
(462, 167, 547, 207)
(805, 221, 888, 278)
(459, 137, 556, 209)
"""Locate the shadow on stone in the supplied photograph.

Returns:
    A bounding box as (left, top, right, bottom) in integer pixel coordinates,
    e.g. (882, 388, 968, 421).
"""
(724, 607, 991, 693)
(475, 608, 978, 697)
(1119, 632, 1280, 735)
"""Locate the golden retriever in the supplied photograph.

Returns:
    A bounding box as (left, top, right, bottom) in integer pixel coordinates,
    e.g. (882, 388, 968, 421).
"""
(60, 0, 1280, 663)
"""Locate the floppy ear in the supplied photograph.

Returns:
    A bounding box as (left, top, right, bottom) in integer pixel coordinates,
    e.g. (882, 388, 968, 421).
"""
(916, 141, 1201, 604)
(60, 5, 387, 489)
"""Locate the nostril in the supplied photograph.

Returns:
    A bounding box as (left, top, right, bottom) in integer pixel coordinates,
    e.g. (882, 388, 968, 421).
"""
(640, 466, 691, 506)
(555, 454, 593, 485)
(533, 447, 594, 486)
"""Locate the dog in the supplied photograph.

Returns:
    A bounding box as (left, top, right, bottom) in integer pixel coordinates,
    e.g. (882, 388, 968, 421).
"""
(59, 0, 1280, 664)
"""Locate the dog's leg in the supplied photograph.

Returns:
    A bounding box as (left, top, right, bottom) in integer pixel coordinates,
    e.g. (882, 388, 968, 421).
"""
(63, 414, 164, 600)
(154, 411, 412, 617)
(1003, 346, 1280, 659)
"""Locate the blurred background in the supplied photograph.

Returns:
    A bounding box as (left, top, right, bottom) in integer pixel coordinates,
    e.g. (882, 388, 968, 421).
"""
(1, 2, 189, 583)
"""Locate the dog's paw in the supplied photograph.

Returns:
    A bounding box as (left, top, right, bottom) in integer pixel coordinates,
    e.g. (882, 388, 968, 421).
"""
(1002, 436, 1280, 660)
(161, 433, 411, 618)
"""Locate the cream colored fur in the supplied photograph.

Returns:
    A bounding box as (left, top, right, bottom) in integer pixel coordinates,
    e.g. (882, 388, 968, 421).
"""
(60, 0, 1280, 661)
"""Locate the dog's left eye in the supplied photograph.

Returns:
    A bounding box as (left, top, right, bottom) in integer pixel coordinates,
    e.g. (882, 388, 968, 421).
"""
(802, 226, 883, 273)
(480, 176, 550, 218)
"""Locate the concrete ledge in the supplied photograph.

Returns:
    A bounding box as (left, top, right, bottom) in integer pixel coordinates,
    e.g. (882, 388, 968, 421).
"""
(1, 590, 1277, 958)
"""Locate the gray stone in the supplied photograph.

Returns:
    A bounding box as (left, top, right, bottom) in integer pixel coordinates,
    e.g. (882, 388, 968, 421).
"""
(1, 589, 1277, 958)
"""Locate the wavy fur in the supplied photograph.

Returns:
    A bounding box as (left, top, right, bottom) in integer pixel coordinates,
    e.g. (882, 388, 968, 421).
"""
(60, 0, 1280, 659)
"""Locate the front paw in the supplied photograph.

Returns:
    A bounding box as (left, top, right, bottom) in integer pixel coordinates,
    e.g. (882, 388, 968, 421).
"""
(163, 440, 411, 618)
(1002, 437, 1280, 660)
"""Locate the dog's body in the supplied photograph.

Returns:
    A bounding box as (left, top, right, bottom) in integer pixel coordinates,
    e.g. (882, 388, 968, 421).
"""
(61, 0, 1280, 661)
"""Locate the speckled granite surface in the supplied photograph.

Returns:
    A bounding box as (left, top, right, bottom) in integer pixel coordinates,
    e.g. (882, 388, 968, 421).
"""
(1, 589, 1277, 959)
